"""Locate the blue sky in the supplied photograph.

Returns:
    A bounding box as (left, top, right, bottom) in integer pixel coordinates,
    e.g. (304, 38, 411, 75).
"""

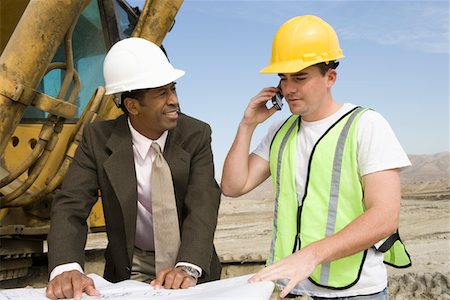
(128, 0, 449, 178)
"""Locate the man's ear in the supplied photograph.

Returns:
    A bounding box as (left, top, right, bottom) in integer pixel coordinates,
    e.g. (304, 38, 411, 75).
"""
(123, 98, 139, 115)
(327, 69, 337, 88)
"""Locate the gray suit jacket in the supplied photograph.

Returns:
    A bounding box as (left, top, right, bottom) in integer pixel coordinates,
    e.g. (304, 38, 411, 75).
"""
(48, 113, 221, 283)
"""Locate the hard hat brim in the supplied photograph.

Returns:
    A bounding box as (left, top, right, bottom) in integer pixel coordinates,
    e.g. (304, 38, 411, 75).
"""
(105, 68, 185, 95)
(259, 55, 344, 74)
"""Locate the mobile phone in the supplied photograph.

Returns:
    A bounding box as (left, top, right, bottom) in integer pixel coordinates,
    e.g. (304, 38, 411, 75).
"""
(271, 85, 283, 110)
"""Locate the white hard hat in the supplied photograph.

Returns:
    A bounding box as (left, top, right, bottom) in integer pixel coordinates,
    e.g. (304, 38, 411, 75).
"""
(103, 37, 185, 96)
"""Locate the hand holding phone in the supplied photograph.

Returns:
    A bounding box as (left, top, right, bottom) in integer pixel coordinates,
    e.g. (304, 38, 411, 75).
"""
(271, 84, 283, 110)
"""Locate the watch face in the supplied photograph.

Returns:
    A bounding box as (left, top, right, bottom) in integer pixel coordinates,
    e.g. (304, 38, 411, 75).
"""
(181, 266, 200, 279)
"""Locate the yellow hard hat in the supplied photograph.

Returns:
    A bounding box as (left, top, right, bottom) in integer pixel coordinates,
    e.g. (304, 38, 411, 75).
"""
(260, 15, 344, 74)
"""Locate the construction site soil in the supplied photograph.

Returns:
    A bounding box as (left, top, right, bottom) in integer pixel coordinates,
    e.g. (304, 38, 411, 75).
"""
(1, 153, 449, 299)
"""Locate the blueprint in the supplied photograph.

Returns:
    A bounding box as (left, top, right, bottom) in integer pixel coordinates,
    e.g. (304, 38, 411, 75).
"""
(0, 273, 275, 300)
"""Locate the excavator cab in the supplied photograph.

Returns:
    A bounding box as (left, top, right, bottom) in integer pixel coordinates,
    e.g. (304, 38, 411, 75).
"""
(0, 0, 180, 281)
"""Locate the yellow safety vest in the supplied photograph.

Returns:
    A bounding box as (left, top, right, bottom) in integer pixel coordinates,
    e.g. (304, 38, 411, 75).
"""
(268, 107, 411, 289)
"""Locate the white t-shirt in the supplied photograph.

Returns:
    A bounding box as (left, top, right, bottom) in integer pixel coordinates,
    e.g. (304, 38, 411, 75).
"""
(253, 103, 411, 297)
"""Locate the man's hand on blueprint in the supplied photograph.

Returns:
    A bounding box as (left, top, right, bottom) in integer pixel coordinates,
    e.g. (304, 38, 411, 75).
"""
(46, 270, 100, 300)
(150, 267, 197, 290)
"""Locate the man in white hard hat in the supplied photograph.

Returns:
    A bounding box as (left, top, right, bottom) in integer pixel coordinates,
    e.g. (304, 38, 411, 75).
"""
(221, 15, 411, 299)
(46, 38, 221, 300)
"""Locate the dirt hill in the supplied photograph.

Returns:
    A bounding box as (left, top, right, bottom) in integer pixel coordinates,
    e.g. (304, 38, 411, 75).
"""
(224, 151, 450, 199)
(401, 152, 449, 184)
(401, 152, 449, 198)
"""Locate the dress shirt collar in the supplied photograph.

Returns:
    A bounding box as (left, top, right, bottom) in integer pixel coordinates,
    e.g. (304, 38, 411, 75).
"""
(127, 117, 168, 160)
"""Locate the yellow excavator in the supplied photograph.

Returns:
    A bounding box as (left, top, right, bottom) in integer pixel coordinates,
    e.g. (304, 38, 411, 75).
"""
(0, 0, 185, 281)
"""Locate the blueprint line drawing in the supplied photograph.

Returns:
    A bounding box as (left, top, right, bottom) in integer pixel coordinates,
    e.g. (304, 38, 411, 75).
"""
(0, 273, 274, 300)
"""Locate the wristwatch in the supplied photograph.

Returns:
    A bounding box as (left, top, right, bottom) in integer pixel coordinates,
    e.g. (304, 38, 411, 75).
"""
(179, 265, 200, 280)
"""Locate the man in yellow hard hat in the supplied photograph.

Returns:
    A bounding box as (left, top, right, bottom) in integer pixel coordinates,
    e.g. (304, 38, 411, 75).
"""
(221, 15, 411, 299)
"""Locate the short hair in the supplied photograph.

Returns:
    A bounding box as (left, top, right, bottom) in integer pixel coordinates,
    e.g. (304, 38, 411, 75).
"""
(120, 88, 149, 114)
(315, 61, 340, 76)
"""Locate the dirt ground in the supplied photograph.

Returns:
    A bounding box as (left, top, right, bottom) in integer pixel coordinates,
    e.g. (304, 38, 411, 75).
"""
(219, 193, 450, 300)
(1, 190, 449, 300)
(386, 197, 450, 299)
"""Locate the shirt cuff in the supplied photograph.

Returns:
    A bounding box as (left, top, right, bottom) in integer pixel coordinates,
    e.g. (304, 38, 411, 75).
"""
(175, 262, 202, 277)
(49, 262, 84, 281)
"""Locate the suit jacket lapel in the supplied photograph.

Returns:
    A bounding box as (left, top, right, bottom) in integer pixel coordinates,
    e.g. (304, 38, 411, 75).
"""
(104, 115, 137, 262)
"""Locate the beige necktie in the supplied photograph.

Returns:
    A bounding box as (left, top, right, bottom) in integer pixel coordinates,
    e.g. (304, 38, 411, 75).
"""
(151, 142, 181, 273)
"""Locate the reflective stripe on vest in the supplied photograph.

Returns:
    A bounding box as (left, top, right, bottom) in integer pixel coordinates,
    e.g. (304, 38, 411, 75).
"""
(268, 106, 410, 289)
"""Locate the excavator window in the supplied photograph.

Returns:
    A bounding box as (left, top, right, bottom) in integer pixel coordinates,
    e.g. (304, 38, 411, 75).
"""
(20, 0, 139, 123)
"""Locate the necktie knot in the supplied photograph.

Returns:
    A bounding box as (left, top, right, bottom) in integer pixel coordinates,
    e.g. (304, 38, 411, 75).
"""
(151, 142, 162, 154)
(151, 142, 163, 167)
